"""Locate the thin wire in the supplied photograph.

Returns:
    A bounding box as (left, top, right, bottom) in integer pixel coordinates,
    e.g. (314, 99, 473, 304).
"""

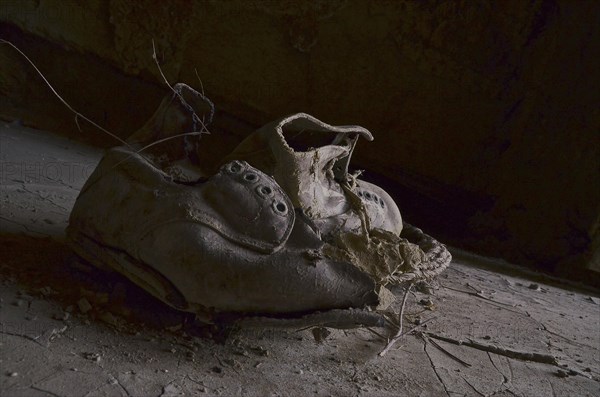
(0, 39, 130, 147)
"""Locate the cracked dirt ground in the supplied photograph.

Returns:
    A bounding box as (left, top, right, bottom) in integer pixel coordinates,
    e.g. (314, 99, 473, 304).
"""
(1, 123, 599, 396)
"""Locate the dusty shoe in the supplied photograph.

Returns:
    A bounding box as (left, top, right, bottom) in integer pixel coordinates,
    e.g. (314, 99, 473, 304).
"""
(67, 85, 451, 329)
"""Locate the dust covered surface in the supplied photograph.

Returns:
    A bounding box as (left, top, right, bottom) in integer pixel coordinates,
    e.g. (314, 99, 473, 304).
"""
(1, 120, 600, 396)
(0, 233, 598, 397)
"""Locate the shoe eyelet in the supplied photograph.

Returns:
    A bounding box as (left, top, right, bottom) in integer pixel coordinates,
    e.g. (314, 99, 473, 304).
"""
(243, 172, 259, 183)
(225, 161, 244, 174)
(357, 191, 363, 197)
(256, 185, 273, 198)
(364, 191, 372, 200)
(273, 201, 288, 215)
(380, 199, 385, 208)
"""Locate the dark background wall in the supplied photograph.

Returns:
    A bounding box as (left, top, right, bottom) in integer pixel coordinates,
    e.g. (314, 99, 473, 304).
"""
(1, 0, 599, 284)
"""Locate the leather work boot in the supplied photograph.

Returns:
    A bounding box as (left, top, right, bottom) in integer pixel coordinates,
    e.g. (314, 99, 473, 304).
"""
(67, 84, 451, 329)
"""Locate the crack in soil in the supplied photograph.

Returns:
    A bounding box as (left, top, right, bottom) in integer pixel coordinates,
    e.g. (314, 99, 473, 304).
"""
(31, 385, 62, 397)
(461, 375, 486, 397)
(0, 329, 47, 348)
(422, 338, 452, 397)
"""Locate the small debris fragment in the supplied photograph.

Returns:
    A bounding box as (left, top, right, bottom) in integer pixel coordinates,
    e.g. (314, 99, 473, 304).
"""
(166, 324, 183, 332)
(556, 369, 568, 378)
(223, 358, 241, 369)
(249, 346, 269, 357)
(77, 298, 92, 314)
(234, 348, 250, 357)
(374, 375, 382, 381)
(588, 296, 600, 305)
(312, 327, 331, 343)
(528, 283, 541, 291)
(211, 366, 222, 374)
(47, 325, 69, 344)
(39, 286, 58, 296)
(53, 311, 70, 321)
(161, 383, 184, 397)
(419, 298, 435, 310)
(83, 352, 101, 362)
(7, 372, 18, 377)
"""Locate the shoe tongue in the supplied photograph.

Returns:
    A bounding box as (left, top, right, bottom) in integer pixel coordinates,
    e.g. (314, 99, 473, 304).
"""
(278, 113, 372, 152)
(277, 114, 372, 183)
(220, 113, 373, 219)
(269, 114, 373, 217)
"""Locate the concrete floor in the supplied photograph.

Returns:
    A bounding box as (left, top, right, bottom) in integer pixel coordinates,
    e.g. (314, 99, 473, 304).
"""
(1, 123, 599, 396)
